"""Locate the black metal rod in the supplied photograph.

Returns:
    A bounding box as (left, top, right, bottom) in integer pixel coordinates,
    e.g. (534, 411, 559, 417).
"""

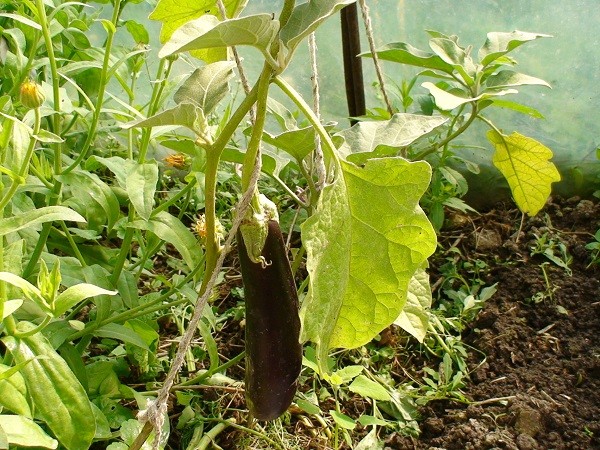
(341, 3, 366, 126)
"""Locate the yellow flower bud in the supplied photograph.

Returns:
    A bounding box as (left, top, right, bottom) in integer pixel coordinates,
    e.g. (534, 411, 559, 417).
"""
(19, 79, 45, 109)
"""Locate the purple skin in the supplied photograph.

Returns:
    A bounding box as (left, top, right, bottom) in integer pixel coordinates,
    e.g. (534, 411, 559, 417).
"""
(237, 220, 302, 421)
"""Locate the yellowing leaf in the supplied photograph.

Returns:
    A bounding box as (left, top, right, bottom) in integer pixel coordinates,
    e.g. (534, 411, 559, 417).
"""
(488, 130, 560, 215)
(150, 0, 246, 42)
(300, 158, 437, 369)
(394, 267, 431, 343)
(149, 0, 247, 62)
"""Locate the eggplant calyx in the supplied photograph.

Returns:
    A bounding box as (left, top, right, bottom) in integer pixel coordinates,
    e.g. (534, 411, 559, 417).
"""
(239, 194, 279, 265)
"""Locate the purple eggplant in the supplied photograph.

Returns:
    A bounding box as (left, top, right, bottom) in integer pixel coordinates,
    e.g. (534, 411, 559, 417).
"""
(237, 220, 302, 421)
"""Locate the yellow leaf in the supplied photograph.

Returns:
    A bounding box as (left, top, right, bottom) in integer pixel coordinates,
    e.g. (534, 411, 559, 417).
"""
(488, 130, 560, 215)
(149, 0, 244, 62)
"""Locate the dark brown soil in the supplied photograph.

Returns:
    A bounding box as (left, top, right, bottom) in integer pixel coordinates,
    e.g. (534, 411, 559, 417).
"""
(390, 197, 600, 450)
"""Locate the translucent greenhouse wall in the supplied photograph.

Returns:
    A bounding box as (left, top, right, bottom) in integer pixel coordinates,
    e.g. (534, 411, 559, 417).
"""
(126, 0, 600, 199)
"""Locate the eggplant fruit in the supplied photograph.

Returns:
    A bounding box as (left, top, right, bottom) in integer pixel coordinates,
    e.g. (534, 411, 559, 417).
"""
(237, 220, 302, 421)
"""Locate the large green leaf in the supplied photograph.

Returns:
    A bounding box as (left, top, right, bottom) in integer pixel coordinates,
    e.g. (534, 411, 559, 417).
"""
(362, 42, 454, 73)
(0, 206, 85, 237)
(279, 0, 354, 64)
(0, 415, 58, 449)
(422, 82, 517, 110)
(2, 323, 95, 450)
(174, 61, 236, 115)
(488, 130, 560, 215)
(53, 284, 117, 317)
(248, 123, 336, 162)
(478, 31, 552, 66)
(336, 113, 447, 162)
(348, 374, 391, 401)
(429, 37, 476, 82)
(150, 1, 246, 39)
(485, 70, 551, 89)
(129, 211, 204, 274)
(0, 364, 31, 417)
(124, 103, 202, 132)
(125, 162, 159, 221)
(300, 158, 436, 369)
(158, 14, 278, 62)
(57, 171, 120, 232)
(394, 267, 431, 343)
(93, 323, 150, 350)
(149, 0, 247, 62)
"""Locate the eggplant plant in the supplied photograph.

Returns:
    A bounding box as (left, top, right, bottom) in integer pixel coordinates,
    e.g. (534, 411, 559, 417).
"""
(135, 0, 438, 424)
(0, 0, 561, 448)
(364, 30, 561, 225)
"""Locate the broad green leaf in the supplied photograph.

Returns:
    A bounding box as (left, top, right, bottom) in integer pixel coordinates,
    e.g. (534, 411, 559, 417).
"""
(485, 70, 551, 89)
(91, 403, 112, 440)
(174, 61, 236, 114)
(0, 415, 58, 449)
(429, 37, 476, 82)
(125, 162, 159, 221)
(326, 365, 363, 386)
(0, 363, 32, 417)
(349, 375, 391, 401)
(124, 20, 149, 44)
(124, 103, 202, 132)
(1, 299, 23, 319)
(89, 156, 136, 189)
(2, 323, 95, 450)
(94, 323, 150, 350)
(336, 113, 447, 162)
(150, 0, 247, 42)
(300, 158, 436, 369)
(256, 123, 337, 162)
(150, 0, 247, 61)
(158, 14, 278, 62)
(296, 398, 320, 415)
(488, 130, 560, 215)
(358, 415, 389, 426)
(330, 410, 356, 430)
(362, 42, 454, 73)
(0, 206, 85, 236)
(33, 129, 64, 143)
(0, 13, 42, 30)
(394, 268, 431, 343)
(125, 319, 159, 350)
(479, 31, 552, 66)
(53, 284, 117, 317)
(481, 99, 544, 118)
(222, 144, 292, 179)
(0, 272, 44, 306)
(129, 211, 204, 274)
(422, 82, 517, 110)
(57, 171, 120, 232)
(279, 0, 354, 64)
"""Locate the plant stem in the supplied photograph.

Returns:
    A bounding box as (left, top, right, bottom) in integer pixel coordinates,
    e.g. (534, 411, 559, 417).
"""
(199, 151, 221, 295)
(241, 65, 271, 191)
(34, 0, 62, 170)
(414, 102, 479, 160)
(177, 350, 246, 387)
(138, 58, 174, 162)
(63, 0, 123, 174)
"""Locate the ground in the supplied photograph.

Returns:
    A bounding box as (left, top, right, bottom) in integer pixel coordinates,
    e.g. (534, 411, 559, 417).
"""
(390, 197, 600, 450)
